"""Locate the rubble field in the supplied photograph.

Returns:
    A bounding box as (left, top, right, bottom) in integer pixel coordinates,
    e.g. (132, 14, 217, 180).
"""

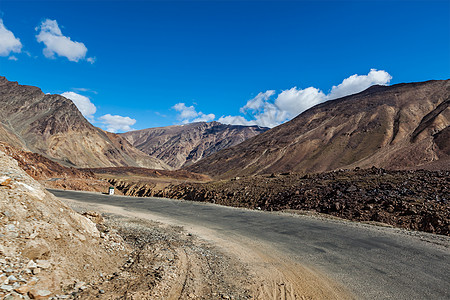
(111, 168, 449, 236)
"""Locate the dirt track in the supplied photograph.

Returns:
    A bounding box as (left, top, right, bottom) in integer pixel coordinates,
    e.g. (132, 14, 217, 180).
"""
(64, 198, 353, 300)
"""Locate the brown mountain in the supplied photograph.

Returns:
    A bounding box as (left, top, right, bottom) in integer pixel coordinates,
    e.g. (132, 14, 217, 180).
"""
(121, 121, 268, 169)
(0, 76, 169, 169)
(187, 80, 450, 178)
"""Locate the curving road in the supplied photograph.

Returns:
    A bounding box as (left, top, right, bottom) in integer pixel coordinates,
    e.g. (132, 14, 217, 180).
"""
(48, 189, 450, 299)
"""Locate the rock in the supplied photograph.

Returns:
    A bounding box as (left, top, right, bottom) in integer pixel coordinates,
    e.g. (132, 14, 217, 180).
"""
(14, 284, 32, 294)
(82, 212, 104, 224)
(1, 284, 14, 292)
(22, 240, 50, 260)
(28, 289, 52, 299)
(36, 260, 51, 269)
(27, 260, 38, 270)
(31, 268, 40, 275)
(3, 292, 22, 300)
(346, 185, 358, 192)
(74, 281, 86, 291)
(0, 176, 12, 187)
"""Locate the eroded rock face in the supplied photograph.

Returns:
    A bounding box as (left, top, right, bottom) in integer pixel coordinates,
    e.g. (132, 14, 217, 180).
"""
(121, 121, 268, 169)
(0, 150, 127, 298)
(0, 76, 168, 169)
(187, 80, 450, 178)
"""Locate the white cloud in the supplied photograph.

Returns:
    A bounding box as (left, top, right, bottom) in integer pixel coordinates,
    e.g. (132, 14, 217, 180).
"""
(275, 87, 325, 119)
(172, 102, 215, 124)
(327, 69, 392, 100)
(0, 19, 22, 57)
(36, 19, 90, 62)
(219, 69, 392, 128)
(8, 55, 18, 61)
(173, 103, 198, 120)
(86, 56, 96, 64)
(240, 90, 275, 113)
(192, 113, 215, 123)
(166, 69, 392, 128)
(98, 114, 136, 133)
(218, 115, 257, 126)
(61, 91, 97, 122)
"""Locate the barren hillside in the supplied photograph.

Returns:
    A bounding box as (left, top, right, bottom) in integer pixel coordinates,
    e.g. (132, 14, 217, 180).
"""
(121, 121, 268, 169)
(0, 76, 168, 169)
(0, 149, 128, 298)
(187, 80, 450, 178)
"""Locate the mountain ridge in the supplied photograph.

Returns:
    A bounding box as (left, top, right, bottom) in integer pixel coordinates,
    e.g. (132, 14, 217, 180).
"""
(186, 79, 450, 178)
(121, 121, 268, 169)
(0, 76, 169, 169)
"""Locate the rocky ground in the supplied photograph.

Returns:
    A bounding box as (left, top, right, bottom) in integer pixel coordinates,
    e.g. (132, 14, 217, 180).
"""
(0, 149, 130, 299)
(110, 167, 449, 236)
(87, 166, 211, 198)
(67, 208, 252, 300)
(0, 149, 254, 299)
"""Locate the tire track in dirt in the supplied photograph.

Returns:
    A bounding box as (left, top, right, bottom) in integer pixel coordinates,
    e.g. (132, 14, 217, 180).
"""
(166, 248, 188, 300)
(62, 198, 354, 299)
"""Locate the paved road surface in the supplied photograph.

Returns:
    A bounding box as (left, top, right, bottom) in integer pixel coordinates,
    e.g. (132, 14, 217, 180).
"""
(49, 189, 449, 299)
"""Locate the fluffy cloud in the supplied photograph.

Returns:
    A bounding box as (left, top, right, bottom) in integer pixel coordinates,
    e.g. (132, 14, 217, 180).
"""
(61, 91, 135, 132)
(173, 102, 215, 124)
(240, 90, 275, 113)
(223, 90, 289, 128)
(327, 69, 392, 100)
(36, 19, 93, 62)
(167, 69, 392, 128)
(61, 91, 96, 122)
(275, 87, 325, 120)
(173, 103, 198, 120)
(219, 69, 392, 128)
(98, 114, 136, 133)
(217, 115, 256, 126)
(0, 19, 22, 57)
(192, 113, 215, 123)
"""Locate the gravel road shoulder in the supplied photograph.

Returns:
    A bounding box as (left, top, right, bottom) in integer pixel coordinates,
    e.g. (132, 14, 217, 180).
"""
(66, 200, 252, 300)
(63, 198, 354, 300)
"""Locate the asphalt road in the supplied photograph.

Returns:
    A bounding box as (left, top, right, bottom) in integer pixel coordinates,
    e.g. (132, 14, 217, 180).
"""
(49, 189, 450, 299)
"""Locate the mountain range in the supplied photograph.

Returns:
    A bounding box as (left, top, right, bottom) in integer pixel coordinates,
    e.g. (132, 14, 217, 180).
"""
(1, 76, 448, 178)
(0, 76, 169, 169)
(0, 76, 266, 170)
(121, 121, 268, 169)
(187, 80, 450, 178)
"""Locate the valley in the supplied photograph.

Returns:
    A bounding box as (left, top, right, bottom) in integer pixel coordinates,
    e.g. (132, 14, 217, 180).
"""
(0, 76, 449, 299)
(2, 1, 449, 298)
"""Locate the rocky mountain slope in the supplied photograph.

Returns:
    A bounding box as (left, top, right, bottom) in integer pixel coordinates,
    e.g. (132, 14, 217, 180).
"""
(0, 149, 128, 298)
(0, 76, 168, 169)
(121, 121, 268, 169)
(187, 80, 450, 178)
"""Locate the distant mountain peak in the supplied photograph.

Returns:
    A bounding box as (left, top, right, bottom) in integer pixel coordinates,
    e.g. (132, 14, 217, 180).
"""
(121, 121, 269, 169)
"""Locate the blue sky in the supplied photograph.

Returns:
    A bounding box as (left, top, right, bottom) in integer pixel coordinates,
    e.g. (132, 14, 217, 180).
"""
(0, 0, 449, 132)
